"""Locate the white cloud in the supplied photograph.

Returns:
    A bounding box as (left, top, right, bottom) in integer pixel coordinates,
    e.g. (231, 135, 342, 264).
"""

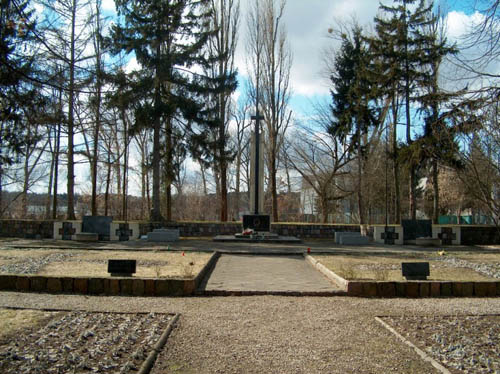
(124, 57, 140, 74)
(445, 10, 484, 40)
(102, 0, 116, 12)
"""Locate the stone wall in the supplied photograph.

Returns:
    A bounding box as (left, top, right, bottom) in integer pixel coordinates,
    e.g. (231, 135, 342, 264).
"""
(0, 219, 499, 244)
(460, 226, 500, 245)
(0, 220, 54, 239)
(139, 222, 360, 239)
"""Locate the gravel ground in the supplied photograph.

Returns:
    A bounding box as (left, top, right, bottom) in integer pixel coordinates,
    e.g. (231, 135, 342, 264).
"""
(383, 315, 499, 374)
(1, 292, 500, 374)
(0, 252, 77, 274)
(0, 309, 172, 374)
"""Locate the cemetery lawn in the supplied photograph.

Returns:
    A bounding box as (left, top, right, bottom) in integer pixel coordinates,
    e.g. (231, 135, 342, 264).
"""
(0, 249, 212, 279)
(313, 253, 496, 281)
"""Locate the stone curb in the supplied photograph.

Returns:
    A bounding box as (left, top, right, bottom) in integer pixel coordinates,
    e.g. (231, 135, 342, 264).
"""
(138, 313, 180, 374)
(304, 254, 348, 290)
(375, 317, 452, 374)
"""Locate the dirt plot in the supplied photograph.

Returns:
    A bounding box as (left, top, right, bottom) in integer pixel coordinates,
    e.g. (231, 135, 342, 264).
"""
(314, 254, 495, 281)
(382, 315, 499, 374)
(0, 249, 212, 279)
(0, 309, 173, 374)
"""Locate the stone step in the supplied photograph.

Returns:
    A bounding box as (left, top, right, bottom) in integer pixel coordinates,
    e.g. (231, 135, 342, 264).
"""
(339, 235, 370, 245)
(147, 229, 179, 242)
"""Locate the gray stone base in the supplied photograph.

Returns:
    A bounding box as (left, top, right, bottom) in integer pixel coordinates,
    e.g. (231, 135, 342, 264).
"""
(213, 235, 301, 243)
(339, 235, 370, 245)
(147, 228, 180, 242)
(75, 233, 99, 242)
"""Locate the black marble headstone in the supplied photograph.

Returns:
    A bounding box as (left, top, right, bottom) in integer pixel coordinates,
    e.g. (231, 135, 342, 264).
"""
(108, 259, 136, 276)
(243, 214, 271, 232)
(402, 262, 430, 280)
(82, 216, 112, 241)
(402, 219, 432, 241)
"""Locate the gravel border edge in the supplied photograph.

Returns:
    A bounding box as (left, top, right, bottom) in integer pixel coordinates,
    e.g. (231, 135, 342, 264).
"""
(374, 316, 452, 374)
(138, 313, 180, 374)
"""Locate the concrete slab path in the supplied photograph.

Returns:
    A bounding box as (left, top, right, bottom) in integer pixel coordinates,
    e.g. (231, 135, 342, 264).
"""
(201, 254, 341, 293)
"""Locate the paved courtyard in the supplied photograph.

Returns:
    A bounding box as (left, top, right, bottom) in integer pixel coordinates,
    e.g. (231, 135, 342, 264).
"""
(202, 254, 342, 293)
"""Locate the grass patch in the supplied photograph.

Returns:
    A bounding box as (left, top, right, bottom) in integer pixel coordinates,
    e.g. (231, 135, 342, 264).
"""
(0, 309, 63, 343)
(37, 251, 211, 279)
(314, 254, 495, 281)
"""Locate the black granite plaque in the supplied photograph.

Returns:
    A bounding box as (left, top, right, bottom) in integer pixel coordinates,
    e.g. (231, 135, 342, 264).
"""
(402, 262, 430, 280)
(82, 216, 112, 241)
(402, 219, 432, 241)
(108, 259, 136, 276)
(243, 214, 271, 232)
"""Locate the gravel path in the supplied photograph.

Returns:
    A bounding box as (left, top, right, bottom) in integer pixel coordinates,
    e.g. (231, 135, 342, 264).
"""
(1, 292, 499, 374)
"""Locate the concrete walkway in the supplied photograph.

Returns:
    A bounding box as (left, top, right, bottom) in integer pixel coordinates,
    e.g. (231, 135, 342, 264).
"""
(200, 254, 342, 294)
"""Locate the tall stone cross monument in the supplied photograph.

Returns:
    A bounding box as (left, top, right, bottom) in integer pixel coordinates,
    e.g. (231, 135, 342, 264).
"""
(250, 111, 264, 215)
(242, 6, 270, 233)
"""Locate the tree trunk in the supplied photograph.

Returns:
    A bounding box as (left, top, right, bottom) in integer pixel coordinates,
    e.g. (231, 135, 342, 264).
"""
(235, 153, 241, 219)
(66, 0, 77, 220)
(52, 122, 61, 220)
(392, 102, 401, 224)
(357, 133, 365, 224)
(165, 116, 173, 222)
(104, 150, 111, 216)
(432, 158, 439, 224)
(45, 129, 55, 219)
(321, 196, 328, 224)
(121, 111, 128, 221)
(91, 1, 102, 217)
(271, 149, 278, 222)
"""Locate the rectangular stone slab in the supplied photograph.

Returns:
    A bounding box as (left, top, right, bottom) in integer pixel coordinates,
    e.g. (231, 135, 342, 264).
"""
(402, 262, 430, 280)
(108, 259, 136, 275)
(82, 216, 112, 241)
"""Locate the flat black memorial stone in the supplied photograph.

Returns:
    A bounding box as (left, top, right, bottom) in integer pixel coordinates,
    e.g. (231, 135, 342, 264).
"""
(108, 259, 136, 276)
(402, 262, 430, 280)
(82, 216, 112, 241)
(243, 214, 271, 232)
(402, 219, 432, 241)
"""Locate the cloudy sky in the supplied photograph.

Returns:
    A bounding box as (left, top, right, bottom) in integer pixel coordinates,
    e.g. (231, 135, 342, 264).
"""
(49, 0, 489, 196)
(228, 0, 485, 117)
(107, 0, 485, 119)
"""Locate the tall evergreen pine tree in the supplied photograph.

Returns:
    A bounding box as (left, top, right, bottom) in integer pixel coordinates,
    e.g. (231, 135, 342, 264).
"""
(112, 0, 220, 221)
(372, 0, 436, 220)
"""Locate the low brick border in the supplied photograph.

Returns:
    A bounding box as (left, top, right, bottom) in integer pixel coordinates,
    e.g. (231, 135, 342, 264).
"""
(346, 280, 499, 298)
(0, 252, 220, 297)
